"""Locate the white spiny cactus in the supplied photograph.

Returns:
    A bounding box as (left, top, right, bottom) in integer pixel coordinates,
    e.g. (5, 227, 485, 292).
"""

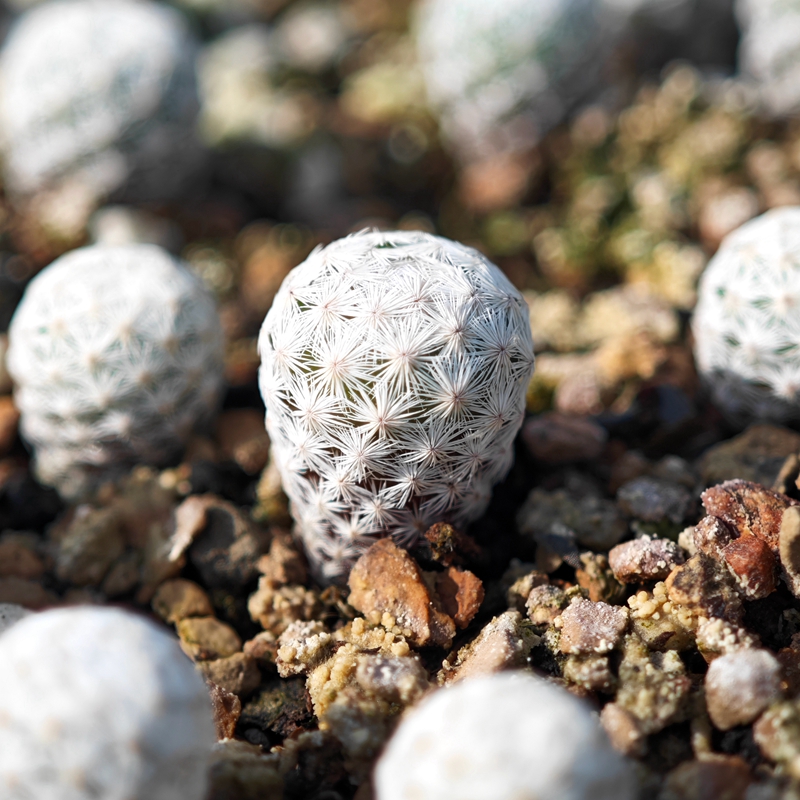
(0, 606, 216, 800)
(258, 230, 535, 581)
(0, 0, 201, 203)
(413, 0, 616, 163)
(7, 243, 225, 499)
(736, 0, 800, 117)
(692, 207, 800, 425)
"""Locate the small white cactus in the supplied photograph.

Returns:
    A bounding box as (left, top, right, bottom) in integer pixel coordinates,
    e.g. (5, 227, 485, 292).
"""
(375, 672, 636, 800)
(692, 207, 800, 425)
(413, 0, 616, 163)
(7, 243, 225, 499)
(0, 0, 201, 204)
(736, 0, 800, 117)
(258, 229, 534, 581)
(0, 606, 216, 800)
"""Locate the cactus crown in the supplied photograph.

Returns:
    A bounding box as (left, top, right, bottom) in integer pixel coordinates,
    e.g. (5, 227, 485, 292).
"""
(7, 243, 224, 499)
(692, 207, 800, 424)
(258, 229, 534, 580)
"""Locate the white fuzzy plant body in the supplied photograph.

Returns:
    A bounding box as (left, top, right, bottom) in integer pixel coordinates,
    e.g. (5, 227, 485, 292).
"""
(692, 207, 800, 424)
(413, 0, 615, 163)
(258, 230, 535, 582)
(736, 0, 800, 117)
(7, 243, 224, 499)
(0, 606, 216, 800)
(375, 672, 636, 800)
(0, 0, 201, 202)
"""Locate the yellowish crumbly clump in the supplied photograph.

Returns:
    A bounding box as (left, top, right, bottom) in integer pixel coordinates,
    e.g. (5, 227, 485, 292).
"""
(627, 581, 695, 650)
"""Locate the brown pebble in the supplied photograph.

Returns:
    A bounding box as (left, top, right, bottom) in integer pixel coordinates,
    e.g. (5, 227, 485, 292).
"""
(706, 649, 783, 730)
(216, 409, 271, 475)
(780, 506, 800, 598)
(701, 480, 798, 554)
(54, 505, 125, 587)
(558, 597, 629, 655)
(0, 535, 44, 580)
(665, 553, 743, 624)
(348, 539, 455, 648)
(0, 576, 57, 609)
(526, 584, 569, 628)
(521, 412, 607, 463)
(433, 566, 484, 629)
(721, 534, 777, 599)
(177, 616, 242, 661)
(753, 701, 800, 780)
(152, 578, 214, 624)
(200, 652, 262, 698)
(256, 533, 307, 588)
(208, 681, 242, 740)
(660, 757, 751, 800)
(0, 396, 19, 457)
(599, 702, 647, 757)
(101, 551, 141, 598)
(693, 516, 735, 560)
(608, 536, 685, 583)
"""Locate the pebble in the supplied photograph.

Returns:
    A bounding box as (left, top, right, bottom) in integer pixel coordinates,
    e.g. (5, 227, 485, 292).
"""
(660, 757, 751, 800)
(256, 533, 307, 587)
(0, 396, 19, 456)
(665, 553, 743, 624)
(201, 652, 262, 698)
(522, 413, 607, 463)
(374, 672, 636, 800)
(557, 598, 629, 655)
(433, 566, 484, 629)
(526, 584, 570, 628)
(608, 536, 686, 583)
(705, 649, 783, 730)
(347, 539, 456, 649)
(152, 578, 214, 624)
(0, 602, 30, 635)
(0, 532, 44, 580)
(780, 506, 800, 598)
(0, 576, 57, 609)
(177, 616, 243, 661)
(754, 700, 800, 781)
(206, 739, 283, 800)
(599, 702, 647, 757)
(617, 476, 693, 524)
(216, 409, 271, 475)
(698, 424, 800, 488)
(208, 681, 242, 741)
(441, 610, 539, 684)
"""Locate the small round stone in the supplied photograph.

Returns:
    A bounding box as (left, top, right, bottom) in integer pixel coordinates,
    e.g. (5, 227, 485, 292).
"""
(0, 606, 216, 800)
(374, 671, 636, 800)
(705, 648, 783, 730)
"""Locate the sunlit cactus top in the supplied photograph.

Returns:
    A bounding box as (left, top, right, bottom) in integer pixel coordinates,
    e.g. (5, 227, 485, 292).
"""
(0, 0, 200, 202)
(7, 243, 225, 500)
(258, 230, 535, 581)
(692, 207, 800, 425)
(413, 0, 612, 163)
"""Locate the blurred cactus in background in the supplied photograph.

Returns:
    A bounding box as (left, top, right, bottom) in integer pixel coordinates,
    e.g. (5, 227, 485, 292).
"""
(258, 230, 535, 581)
(7, 244, 224, 500)
(0, 0, 202, 238)
(692, 207, 800, 425)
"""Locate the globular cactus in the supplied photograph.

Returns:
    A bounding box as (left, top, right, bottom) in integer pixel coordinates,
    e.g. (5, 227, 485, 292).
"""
(413, 0, 616, 164)
(0, 606, 216, 800)
(258, 230, 535, 582)
(692, 207, 800, 425)
(0, 0, 201, 207)
(736, 0, 800, 117)
(7, 243, 224, 500)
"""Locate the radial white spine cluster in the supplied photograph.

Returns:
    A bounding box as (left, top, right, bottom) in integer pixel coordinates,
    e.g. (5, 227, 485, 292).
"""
(375, 672, 636, 800)
(258, 230, 534, 581)
(0, 606, 216, 800)
(413, 0, 614, 163)
(0, 0, 201, 202)
(692, 207, 800, 424)
(736, 0, 800, 117)
(7, 243, 225, 499)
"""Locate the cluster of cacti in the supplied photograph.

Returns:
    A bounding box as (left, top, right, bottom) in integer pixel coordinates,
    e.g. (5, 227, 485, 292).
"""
(413, 0, 615, 164)
(736, 0, 800, 117)
(7, 243, 224, 500)
(0, 0, 201, 205)
(258, 229, 535, 581)
(692, 207, 800, 424)
(0, 606, 215, 800)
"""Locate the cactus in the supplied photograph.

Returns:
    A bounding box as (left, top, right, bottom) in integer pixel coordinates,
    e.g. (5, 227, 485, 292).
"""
(413, 0, 615, 163)
(0, 0, 201, 206)
(258, 230, 535, 581)
(7, 243, 225, 499)
(692, 207, 800, 425)
(736, 0, 800, 117)
(0, 606, 215, 800)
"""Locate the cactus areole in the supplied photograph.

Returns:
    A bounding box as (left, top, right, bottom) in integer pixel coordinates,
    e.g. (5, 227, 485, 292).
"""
(258, 230, 535, 581)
